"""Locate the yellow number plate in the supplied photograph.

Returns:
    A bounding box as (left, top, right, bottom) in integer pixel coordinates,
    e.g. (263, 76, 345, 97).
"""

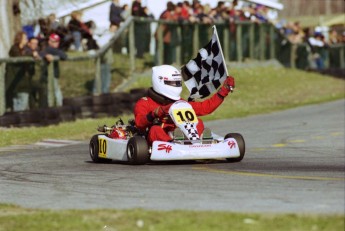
(172, 108, 197, 125)
(98, 138, 107, 158)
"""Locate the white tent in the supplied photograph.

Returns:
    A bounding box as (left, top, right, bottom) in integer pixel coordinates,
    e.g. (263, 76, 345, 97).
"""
(243, 0, 284, 10)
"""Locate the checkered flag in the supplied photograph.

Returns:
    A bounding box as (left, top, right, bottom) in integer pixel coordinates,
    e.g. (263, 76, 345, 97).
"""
(184, 122, 200, 140)
(181, 26, 229, 101)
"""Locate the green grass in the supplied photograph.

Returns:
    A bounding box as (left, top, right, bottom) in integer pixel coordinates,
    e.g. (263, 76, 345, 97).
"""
(31, 52, 154, 98)
(0, 204, 344, 231)
(1, 66, 344, 147)
(0, 116, 129, 147)
(126, 65, 345, 121)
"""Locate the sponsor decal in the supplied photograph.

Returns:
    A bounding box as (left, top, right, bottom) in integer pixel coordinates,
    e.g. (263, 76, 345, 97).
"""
(189, 144, 211, 148)
(158, 144, 172, 153)
(228, 140, 236, 149)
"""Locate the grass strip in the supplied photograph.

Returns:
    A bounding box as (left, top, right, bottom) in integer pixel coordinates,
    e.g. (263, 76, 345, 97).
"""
(0, 204, 344, 231)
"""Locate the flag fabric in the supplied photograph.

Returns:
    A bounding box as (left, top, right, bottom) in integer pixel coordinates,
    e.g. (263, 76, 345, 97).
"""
(181, 26, 228, 101)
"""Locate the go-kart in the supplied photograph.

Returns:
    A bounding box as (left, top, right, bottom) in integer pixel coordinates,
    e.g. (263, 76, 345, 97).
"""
(89, 101, 245, 164)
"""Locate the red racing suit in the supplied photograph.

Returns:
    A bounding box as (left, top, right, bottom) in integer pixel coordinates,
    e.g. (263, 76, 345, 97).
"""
(134, 92, 225, 144)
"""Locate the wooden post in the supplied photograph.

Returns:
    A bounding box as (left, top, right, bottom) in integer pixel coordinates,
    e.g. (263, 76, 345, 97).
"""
(259, 24, 265, 60)
(157, 23, 163, 66)
(249, 23, 254, 59)
(324, 48, 330, 69)
(93, 57, 101, 95)
(0, 62, 5, 116)
(340, 45, 345, 69)
(193, 24, 199, 56)
(47, 62, 55, 107)
(269, 24, 275, 59)
(176, 25, 181, 66)
(236, 24, 242, 62)
(290, 44, 297, 69)
(223, 26, 229, 61)
(129, 20, 135, 75)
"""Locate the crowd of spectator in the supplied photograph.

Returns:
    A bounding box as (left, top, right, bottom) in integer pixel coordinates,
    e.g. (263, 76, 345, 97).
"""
(6, 0, 344, 112)
(6, 31, 67, 111)
(18, 0, 344, 59)
(278, 20, 344, 69)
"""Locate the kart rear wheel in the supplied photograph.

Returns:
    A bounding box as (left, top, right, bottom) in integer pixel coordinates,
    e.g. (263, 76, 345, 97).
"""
(89, 135, 112, 163)
(225, 133, 245, 162)
(127, 136, 149, 165)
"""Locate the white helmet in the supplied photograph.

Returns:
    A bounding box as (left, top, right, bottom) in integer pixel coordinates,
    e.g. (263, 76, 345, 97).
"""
(152, 65, 182, 100)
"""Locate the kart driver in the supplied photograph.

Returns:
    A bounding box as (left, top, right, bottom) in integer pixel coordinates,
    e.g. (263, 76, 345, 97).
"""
(134, 65, 235, 144)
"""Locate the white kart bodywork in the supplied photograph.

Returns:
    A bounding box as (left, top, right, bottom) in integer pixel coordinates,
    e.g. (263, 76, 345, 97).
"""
(91, 101, 244, 163)
(96, 135, 129, 161)
(95, 134, 240, 162)
(150, 138, 240, 161)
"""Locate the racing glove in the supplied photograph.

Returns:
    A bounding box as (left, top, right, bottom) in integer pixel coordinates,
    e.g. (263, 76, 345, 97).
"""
(153, 104, 172, 119)
(146, 104, 172, 123)
(218, 76, 235, 98)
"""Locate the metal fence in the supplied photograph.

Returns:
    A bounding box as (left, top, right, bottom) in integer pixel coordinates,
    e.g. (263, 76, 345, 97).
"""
(1, 16, 344, 117)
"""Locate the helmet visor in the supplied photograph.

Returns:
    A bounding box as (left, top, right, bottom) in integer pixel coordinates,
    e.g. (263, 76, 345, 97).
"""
(164, 80, 182, 87)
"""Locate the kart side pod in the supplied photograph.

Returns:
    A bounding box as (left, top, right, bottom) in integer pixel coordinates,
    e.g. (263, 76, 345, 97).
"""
(89, 133, 245, 165)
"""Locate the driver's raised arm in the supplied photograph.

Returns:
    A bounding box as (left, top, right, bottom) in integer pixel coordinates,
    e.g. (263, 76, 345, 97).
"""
(190, 76, 235, 116)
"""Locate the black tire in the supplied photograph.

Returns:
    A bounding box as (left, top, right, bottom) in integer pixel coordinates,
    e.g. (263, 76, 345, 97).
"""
(0, 114, 20, 127)
(127, 136, 149, 165)
(92, 94, 112, 105)
(225, 133, 245, 162)
(89, 135, 112, 163)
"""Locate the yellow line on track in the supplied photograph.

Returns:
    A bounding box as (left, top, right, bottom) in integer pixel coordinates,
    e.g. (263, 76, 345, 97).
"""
(312, 136, 325, 140)
(288, 139, 306, 143)
(271, 143, 286, 147)
(192, 166, 345, 181)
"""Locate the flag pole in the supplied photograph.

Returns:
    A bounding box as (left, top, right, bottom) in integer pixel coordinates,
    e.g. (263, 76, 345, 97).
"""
(212, 25, 233, 92)
(212, 25, 229, 76)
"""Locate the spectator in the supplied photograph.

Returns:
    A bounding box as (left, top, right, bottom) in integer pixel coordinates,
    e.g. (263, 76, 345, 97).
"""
(36, 18, 50, 41)
(46, 13, 72, 51)
(308, 32, 325, 70)
(109, 0, 123, 27)
(24, 37, 41, 108)
(196, 4, 213, 24)
(47, 13, 60, 32)
(68, 11, 84, 51)
(39, 33, 68, 107)
(131, 0, 147, 58)
(131, 0, 144, 17)
(5, 31, 30, 111)
(329, 29, 340, 44)
(142, 7, 154, 54)
(213, 1, 228, 22)
(156, 1, 177, 64)
(121, 4, 131, 21)
(68, 11, 98, 51)
(94, 25, 117, 94)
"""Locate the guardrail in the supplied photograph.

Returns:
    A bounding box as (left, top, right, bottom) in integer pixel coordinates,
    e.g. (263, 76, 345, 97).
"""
(1, 17, 344, 117)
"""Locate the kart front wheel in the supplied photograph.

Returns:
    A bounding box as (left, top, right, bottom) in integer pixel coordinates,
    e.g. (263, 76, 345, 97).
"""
(89, 135, 111, 163)
(225, 133, 245, 162)
(127, 136, 149, 165)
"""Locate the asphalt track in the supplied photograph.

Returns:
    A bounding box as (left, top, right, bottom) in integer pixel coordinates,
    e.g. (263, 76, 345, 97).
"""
(0, 100, 344, 214)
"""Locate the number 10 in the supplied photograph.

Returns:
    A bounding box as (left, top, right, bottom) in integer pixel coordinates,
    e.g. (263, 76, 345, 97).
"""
(176, 110, 195, 122)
